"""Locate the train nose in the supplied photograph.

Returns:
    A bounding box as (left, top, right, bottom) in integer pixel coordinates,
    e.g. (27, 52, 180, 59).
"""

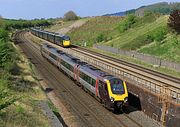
(63, 41, 70, 47)
(117, 101, 123, 107)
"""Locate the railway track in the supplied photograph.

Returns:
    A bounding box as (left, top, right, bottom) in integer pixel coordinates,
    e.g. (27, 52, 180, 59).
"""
(16, 32, 108, 127)
(68, 45, 180, 104)
(14, 31, 152, 127)
(73, 45, 180, 85)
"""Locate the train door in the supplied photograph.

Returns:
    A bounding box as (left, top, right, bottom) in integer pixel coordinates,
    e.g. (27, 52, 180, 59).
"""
(98, 80, 109, 107)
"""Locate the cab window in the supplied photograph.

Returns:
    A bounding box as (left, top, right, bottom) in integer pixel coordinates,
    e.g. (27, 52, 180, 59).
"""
(110, 79, 125, 94)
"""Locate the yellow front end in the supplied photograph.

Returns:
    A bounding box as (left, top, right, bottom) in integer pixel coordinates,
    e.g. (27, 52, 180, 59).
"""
(63, 40, 70, 47)
(106, 80, 128, 105)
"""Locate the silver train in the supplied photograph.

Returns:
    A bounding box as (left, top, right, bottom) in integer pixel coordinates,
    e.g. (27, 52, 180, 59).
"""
(41, 43, 128, 111)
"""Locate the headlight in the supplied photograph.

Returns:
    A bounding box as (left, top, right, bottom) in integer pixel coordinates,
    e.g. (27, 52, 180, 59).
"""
(124, 97, 128, 102)
(110, 97, 114, 102)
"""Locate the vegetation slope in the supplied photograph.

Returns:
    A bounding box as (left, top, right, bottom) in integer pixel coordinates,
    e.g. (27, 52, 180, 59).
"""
(0, 18, 52, 127)
(68, 13, 180, 63)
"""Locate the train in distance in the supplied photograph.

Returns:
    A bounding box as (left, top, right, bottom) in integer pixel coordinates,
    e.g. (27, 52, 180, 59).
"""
(31, 28, 71, 47)
(41, 43, 128, 112)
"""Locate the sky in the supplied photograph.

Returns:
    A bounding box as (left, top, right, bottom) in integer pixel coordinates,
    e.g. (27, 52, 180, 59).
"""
(0, 0, 179, 19)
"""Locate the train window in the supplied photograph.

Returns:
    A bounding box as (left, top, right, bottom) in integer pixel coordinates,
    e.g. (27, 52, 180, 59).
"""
(63, 36, 70, 40)
(61, 60, 73, 72)
(89, 77, 91, 85)
(92, 79, 96, 87)
(85, 75, 88, 82)
(99, 81, 104, 87)
(80, 72, 84, 79)
(49, 53, 57, 60)
(110, 79, 125, 94)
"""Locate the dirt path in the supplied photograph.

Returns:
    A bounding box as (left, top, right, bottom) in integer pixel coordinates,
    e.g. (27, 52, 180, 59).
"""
(56, 19, 87, 34)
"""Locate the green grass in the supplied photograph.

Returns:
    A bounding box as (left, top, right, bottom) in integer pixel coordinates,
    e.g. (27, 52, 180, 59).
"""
(68, 16, 123, 46)
(104, 16, 168, 49)
(68, 15, 180, 64)
(138, 34, 180, 62)
(0, 40, 51, 127)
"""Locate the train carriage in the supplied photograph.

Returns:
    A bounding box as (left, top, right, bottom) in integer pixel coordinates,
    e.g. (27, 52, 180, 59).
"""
(42, 31, 49, 40)
(30, 28, 71, 47)
(47, 32, 55, 43)
(40, 43, 128, 111)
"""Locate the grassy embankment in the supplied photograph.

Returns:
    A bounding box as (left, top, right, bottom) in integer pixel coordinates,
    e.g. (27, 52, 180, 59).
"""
(45, 20, 75, 32)
(67, 15, 180, 77)
(68, 16, 123, 46)
(45, 18, 89, 33)
(0, 19, 52, 127)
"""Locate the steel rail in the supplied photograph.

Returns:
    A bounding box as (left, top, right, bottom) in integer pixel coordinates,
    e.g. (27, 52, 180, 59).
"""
(16, 31, 130, 127)
(18, 31, 146, 127)
(68, 46, 180, 104)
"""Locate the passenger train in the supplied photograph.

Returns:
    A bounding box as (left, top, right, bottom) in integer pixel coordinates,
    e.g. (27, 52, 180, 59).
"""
(41, 43, 128, 111)
(31, 28, 71, 47)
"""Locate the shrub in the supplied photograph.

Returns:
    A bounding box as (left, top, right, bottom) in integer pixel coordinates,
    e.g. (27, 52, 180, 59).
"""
(0, 28, 9, 41)
(0, 40, 17, 69)
(96, 34, 107, 42)
(149, 26, 167, 42)
(117, 14, 137, 33)
(0, 79, 18, 111)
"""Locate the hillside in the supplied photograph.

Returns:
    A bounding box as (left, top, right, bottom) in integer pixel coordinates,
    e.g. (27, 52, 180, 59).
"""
(67, 16, 123, 46)
(104, 16, 167, 49)
(107, 2, 180, 16)
(68, 14, 180, 63)
(135, 2, 180, 16)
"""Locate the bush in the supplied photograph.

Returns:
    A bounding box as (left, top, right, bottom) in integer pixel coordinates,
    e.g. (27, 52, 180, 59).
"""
(0, 29, 9, 41)
(96, 34, 107, 42)
(0, 40, 17, 69)
(0, 79, 18, 111)
(117, 14, 137, 33)
(149, 26, 167, 42)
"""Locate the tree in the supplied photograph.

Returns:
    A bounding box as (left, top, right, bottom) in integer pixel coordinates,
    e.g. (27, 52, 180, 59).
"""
(64, 11, 78, 21)
(168, 10, 180, 33)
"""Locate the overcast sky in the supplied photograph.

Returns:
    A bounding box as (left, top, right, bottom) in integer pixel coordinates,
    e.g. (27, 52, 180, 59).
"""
(0, 0, 179, 19)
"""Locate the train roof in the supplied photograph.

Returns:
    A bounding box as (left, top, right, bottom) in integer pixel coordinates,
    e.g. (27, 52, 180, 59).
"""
(42, 43, 118, 80)
(81, 64, 114, 79)
(43, 43, 87, 65)
(31, 28, 70, 39)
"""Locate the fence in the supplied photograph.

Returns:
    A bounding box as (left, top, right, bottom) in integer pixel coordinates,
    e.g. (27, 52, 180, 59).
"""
(93, 44, 180, 72)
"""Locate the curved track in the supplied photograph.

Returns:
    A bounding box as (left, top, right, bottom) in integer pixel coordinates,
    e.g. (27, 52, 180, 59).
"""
(14, 31, 150, 127)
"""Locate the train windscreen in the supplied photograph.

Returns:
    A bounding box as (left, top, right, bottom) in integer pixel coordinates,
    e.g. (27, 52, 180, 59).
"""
(63, 36, 70, 40)
(110, 79, 125, 94)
